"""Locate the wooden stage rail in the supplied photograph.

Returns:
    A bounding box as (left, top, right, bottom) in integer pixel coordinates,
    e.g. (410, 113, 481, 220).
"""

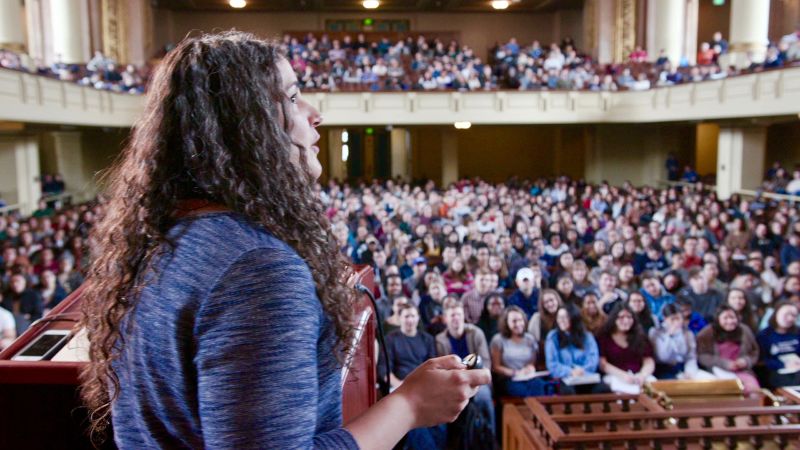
(504, 393, 800, 450)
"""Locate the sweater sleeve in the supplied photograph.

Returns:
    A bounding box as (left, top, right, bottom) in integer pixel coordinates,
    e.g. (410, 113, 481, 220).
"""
(193, 248, 358, 450)
(696, 327, 730, 371)
(684, 331, 699, 374)
(583, 332, 600, 374)
(544, 331, 570, 379)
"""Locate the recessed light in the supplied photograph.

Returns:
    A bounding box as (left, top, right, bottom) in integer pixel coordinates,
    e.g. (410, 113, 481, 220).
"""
(454, 121, 472, 129)
(363, 0, 379, 9)
(229, 0, 246, 8)
(491, 0, 509, 10)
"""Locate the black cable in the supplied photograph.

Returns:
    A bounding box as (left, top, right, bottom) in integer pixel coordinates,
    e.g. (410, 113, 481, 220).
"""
(355, 283, 391, 398)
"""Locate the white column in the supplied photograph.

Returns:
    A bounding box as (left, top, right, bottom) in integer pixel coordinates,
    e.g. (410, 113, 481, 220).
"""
(328, 128, 347, 182)
(0, 0, 25, 50)
(49, 132, 90, 195)
(649, 0, 685, 66)
(716, 127, 766, 200)
(390, 128, 411, 182)
(683, 0, 699, 66)
(0, 136, 41, 215)
(50, 0, 86, 63)
(726, 0, 771, 66)
(441, 128, 458, 187)
(595, 0, 615, 64)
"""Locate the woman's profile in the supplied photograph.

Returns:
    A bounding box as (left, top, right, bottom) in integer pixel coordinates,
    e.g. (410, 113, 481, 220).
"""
(79, 31, 489, 449)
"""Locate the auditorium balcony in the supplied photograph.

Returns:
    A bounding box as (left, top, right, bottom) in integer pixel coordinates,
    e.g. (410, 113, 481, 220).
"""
(3, 66, 800, 127)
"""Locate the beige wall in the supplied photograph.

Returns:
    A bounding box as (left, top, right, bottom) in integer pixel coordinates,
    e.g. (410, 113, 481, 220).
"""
(155, 10, 581, 60)
(695, 122, 719, 176)
(410, 126, 444, 184)
(408, 125, 588, 185)
(0, 138, 21, 203)
(766, 121, 800, 169)
(584, 124, 694, 186)
(80, 128, 129, 197)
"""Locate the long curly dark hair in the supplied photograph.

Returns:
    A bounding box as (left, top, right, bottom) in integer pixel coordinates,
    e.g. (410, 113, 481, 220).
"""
(79, 31, 355, 439)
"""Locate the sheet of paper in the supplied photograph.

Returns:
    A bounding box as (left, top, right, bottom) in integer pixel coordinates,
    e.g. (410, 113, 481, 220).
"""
(563, 373, 601, 386)
(512, 370, 550, 382)
(51, 327, 90, 362)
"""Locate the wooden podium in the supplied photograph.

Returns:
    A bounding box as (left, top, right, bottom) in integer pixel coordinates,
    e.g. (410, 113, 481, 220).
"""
(0, 266, 377, 449)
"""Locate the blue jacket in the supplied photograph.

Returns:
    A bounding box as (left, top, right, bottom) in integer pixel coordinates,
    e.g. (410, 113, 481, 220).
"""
(641, 287, 675, 320)
(507, 288, 539, 320)
(780, 243, 800, 270)
(544, 329, 600, 379)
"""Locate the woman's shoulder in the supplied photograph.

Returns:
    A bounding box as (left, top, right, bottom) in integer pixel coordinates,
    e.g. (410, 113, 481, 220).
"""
(696, 325, 714, 340)
(489, 332, 504, 346)
(165, 213, 305, 281)
(173, 212, 295, 256)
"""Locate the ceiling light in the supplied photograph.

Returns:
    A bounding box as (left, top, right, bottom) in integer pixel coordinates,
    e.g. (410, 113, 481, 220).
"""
(454, 121, 471, 129)
(363, 0, 379, 9)
(341, 145, 349, 162)
(491, 0, 509, 9)
(229, 0, 246, 8)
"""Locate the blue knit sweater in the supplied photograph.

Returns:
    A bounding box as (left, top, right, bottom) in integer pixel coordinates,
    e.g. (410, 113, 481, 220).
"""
(111, 212, 358, 449)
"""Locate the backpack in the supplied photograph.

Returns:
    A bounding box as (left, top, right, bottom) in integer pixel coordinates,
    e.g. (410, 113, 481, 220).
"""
(446, 399, 496, 450)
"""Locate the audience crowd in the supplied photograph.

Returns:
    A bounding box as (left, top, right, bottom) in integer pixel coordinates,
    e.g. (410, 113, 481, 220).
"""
(0, 196, 92, 349)
(277, 29, 800, 93)
(4, 27, 800, 95)
(327, 175, 800, 444)
(0, 49, 148, 94)
(763, 161, 800, 196)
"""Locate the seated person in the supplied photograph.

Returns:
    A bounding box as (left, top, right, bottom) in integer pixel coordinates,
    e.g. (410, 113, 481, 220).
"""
(640, 271, 675, 320)
(757, 301, 800, 388)
(598, 304, 656, 394)
(418, 279, 447, 334)
(675, 296, 707, 335)
(726, 288, 758, 333)
(595, 269, 627, 314)
(580, 292, 606, 335)
(677, 267, 723, 324)
(506, 267, 540, 319)
(490, 305, 545, 396)
(696, 305, 760, 393)
(545, 304, 610, 394)
(385, 303, 445, 449)
(649, 304, 713, 380)
(477, 293, 505, 343)
(383, 296, 411, 335)
(0, 304, 15, 351)
(527, 289, 563, 355)
(1, 273, 44, 334)
(435, 298, 495, 434)
(626, 291, 658, 333)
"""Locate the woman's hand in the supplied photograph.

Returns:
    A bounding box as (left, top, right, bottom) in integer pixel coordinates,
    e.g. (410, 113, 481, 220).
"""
(570, 367, 585, 377)
(393, 355, 491, 428)
(623, 372, 638, 384)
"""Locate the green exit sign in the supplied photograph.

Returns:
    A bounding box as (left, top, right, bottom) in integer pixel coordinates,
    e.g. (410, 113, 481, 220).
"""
(363, 18, 374, 26)
(712, 0, 725, 5)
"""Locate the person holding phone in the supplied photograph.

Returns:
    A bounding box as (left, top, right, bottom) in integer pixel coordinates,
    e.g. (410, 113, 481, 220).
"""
(80, 32, 490, 450)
